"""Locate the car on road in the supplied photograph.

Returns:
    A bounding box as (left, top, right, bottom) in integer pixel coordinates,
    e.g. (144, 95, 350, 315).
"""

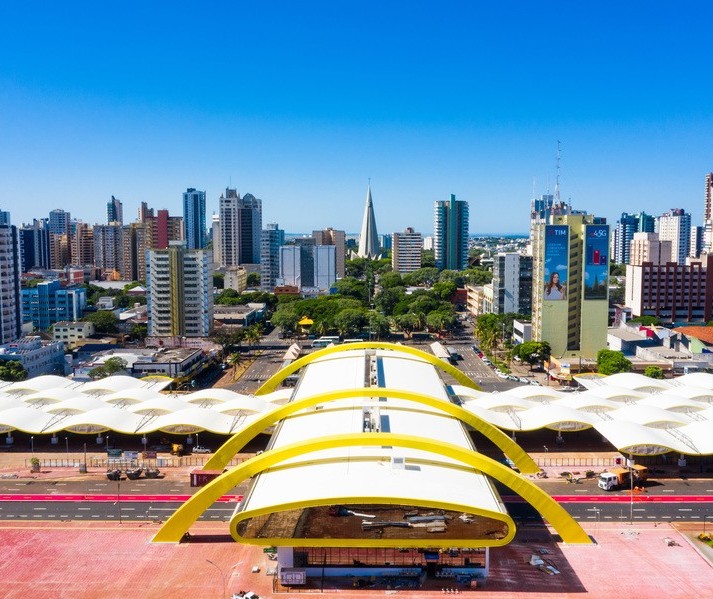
(529, 380, 542, 386)
(518, 377, 530, 384)
(192, 445, 212, 454)
(496, 372, 508, 379)
(472, 345, 481, 353)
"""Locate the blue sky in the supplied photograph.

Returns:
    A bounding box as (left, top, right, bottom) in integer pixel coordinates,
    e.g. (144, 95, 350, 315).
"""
(1, 2, 712, 234)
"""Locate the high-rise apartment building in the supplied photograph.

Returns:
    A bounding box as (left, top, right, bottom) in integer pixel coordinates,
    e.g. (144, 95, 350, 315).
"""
(48, 209, 71, 236)
(690, 226, 704, 259)
(146, 242, 213, 337)
(357, 185, 379, 259)
(392, 227, 423, 274)
(183, 188, 207, 250)
(532, 213, 609, 358)
(704, 173, 713, 253)
(0, 211, 10, 226)
(93, 224, 125, 278)
(137, 203, 183, 250)
(613, 212, 654, 264)
(278, 244, 336, 292)
(19, 219, 50, 272)
(492, 253, 533, 315)
(71, 222, 94, 266)
(211, 213, 220, 264)
(0, 224, 22, 343)
(656, 208, 691, 265)
(434, 194, 469, 270)
(629, 232, 672, 266)
(312, 227, 346, 278)
(625, 256, 713, 323)
(49, 233, 70, 269)
(107, 196, 123, 225)
(219, 189, 262, 268)
(261, 223, 285, 292)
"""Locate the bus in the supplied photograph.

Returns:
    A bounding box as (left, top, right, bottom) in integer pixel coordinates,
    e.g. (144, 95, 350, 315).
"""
(311, 336, 341, 348)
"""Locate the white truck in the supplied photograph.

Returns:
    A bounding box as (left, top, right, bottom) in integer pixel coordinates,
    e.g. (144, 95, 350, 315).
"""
(598, 465, 649, 491)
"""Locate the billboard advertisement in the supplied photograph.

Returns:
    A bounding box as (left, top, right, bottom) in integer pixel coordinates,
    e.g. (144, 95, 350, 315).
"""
(584, 225, 609, 300)
(543, 225, 569, 301)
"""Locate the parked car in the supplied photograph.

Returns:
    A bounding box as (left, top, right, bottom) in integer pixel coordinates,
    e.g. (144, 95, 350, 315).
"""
(192, 445, 212, 454)
(497, 372, 508, 379)
(506, 375, 519, 381)
(519, 377, 530, 384)
(529, 380, 542, 386)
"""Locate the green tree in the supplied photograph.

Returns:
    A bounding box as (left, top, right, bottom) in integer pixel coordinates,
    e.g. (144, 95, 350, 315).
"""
(89, 357, 128, 379)
(247, 272, 261, 287)
(368, 312, 391, 339)
(513, 341, 551, 370)
(271, 309, 300, 337)
(421, 249, 435, 268)
(82, 311, 119, 334)
(243, 323, 263, 354)
(644, 365, 664, 379)
(333, 277, 368, 302)
(379, 271, 403, 289)
(629, 316, 661, 326)
(596, 350, 632, 375)
(374, 287, 405, 316)
(210, 329, 244, 357)
(610, 262, 626, 277)
(333, 308, 367, 337)
(426, 311, 456, 336)
(227, 352, 242, 380)
(395, 313, 419, 338)
(0, 360, 27, 382)
(213, 273, 225, 289)
(130, 324, 148, 341)
(462, 268, 492, 285)
(432, 281, 457, 301)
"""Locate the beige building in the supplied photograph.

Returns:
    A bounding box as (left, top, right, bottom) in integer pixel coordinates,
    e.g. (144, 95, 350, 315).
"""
(629, 232, 672, 266)
(532, 213, 609, 359)
(224, 265, 248, 293)
(53, 321, 95, 347)
(392, 227, 422, 274)
(312, 228, 346, 278)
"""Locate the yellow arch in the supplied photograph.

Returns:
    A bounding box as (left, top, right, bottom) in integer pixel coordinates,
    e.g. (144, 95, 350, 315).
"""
(152, 432, 590, 545)
(255, 341, 479, 395)
(202, 388, 539, 475)
(231, 495, 515, 548)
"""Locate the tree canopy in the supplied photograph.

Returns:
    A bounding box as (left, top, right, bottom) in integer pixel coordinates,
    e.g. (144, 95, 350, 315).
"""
(644, 365, 664, 379)
(596, 349, 632, 375)
(82, 310, 119, 334)
(88, 357, 128, 379)
(0, 360, 27, 382)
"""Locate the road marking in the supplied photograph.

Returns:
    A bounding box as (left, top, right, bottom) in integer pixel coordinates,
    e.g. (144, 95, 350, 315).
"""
(122, 508, 135, 511)
(78, 507, 90, 511)
(678, 508, 693, 511)
(92, 515, 100, 518)
(691, 516, 700, 519)
(60, 515, 68, 518)
(633, 508, 646, 512)
(662, 489, 674, 493)
(33, 507, 47, 511)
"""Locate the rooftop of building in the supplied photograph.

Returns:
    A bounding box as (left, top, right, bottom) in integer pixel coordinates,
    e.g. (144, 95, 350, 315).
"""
(673, 326, 713, 346)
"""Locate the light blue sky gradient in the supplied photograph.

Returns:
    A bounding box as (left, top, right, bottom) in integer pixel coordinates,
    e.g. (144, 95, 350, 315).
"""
(1, 2, 712, 234)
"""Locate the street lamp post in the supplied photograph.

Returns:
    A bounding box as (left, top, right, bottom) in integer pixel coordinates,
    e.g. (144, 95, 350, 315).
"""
(629, 454, 634, 525)
(205, 559, 227, 599)
(30, 435, 34, 456)
(65, 436, 69, 464)
(117, 479, 122, 524)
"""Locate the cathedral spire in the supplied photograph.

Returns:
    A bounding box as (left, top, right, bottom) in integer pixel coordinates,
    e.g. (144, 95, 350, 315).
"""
(357, 183, 379, 259)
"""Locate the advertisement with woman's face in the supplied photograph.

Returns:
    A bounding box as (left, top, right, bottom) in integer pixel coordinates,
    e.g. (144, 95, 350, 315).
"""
(544, 225, 568, 301)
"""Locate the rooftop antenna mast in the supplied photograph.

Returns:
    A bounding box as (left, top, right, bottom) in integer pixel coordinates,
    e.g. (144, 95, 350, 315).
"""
(554, 141, 561, 203)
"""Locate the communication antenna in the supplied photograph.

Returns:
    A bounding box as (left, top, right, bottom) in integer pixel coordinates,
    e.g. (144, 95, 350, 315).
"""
(554, 141, 561, 203)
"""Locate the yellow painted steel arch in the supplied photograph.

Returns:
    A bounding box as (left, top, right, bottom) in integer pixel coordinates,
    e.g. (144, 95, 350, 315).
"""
(231, 496, 516, 548)
(152, 432, 590, 545)
(255, 341, 479, 395)
(202, 388, 539, 475)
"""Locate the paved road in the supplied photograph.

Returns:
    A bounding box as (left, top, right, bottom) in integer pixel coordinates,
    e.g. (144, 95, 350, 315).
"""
(0, 493, 710, 523)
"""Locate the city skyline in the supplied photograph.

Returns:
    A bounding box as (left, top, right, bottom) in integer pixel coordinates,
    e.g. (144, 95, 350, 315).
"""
(2, 4, 713, 233)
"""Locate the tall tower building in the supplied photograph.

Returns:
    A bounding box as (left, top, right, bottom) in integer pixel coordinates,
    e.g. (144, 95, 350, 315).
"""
(93, 224, 125, 278)
(392, 227, 423, 274)
(19, 219, 51, 272)
(312, 227, 346, 278)
(0, 211, 10, 226)
(211, 213, 220, 264)
(614, 213, 638, 264)
(48, 209, 71, 236)
(261, 223, 285, 292)
(532, 213, 609, 359)
(0, 224, 22, 343)
(278, 244, 336, 292)
(71, 222, 95, 266)
(357, 185, 379, 259)
(492, 253, 533, 315)
(146, 241, 213, 337)
(183, 188, 206, 250)
(629, 232, 672, 266)
(704, 173, 713, 253)
(218, 189, 262, 267)
(107, 196, 123, 225)
(656, 208, 691, 265)
(434, 194, 469, 270)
